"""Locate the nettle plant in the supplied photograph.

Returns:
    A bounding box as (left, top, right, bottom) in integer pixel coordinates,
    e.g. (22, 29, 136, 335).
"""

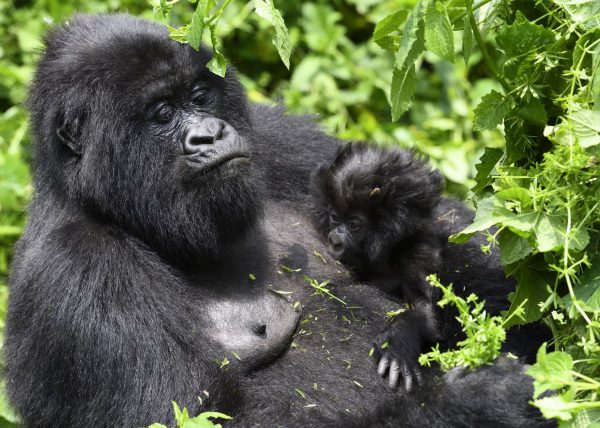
(375, 0, 599, 423)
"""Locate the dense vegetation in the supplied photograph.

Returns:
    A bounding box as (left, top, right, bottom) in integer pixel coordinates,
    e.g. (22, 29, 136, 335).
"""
(0, 0, 598, 426)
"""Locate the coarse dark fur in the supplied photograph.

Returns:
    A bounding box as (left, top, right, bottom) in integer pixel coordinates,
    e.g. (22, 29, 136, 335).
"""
(312, 142, 550, 391)
(5, 14, 553, 428)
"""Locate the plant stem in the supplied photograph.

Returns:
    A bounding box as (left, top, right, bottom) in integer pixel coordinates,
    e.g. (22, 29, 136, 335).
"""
(466, 0, 510, 92)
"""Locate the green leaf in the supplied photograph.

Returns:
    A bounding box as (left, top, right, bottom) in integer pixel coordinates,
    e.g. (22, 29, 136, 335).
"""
(472, 148, 503, 194)
(254, 0, 292, 69)
(473, 90, 512, 130)
(173, 401, 190, 426)
(496, 18, 555, 79)
(182, 412, 232, 428)
(564, 256, 600, 311)
(567, 110, 600, 148)
(373, 9, 408, 51)
(424, 4, 454, 62)
(148, 424, 168, 428)
(553, 0, 600, 30)
(207, 24, 227, 77)
(527, 346, 574, 398)
(187, 0, 211, 50)
(495, 188, 533, 208)
(390, 65, 417, 121)
(504, 264, 552, 327)
(535, 214, 564, 252)
(390, 0, 426, 120)
(514, 99, 548, 125)
(498, 230, 534, 265)
(533, 395, 576, 421)
(449, 197, 501, 243)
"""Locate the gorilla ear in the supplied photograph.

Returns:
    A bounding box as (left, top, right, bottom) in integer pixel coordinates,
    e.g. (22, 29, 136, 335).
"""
(56, 115, 83, 156)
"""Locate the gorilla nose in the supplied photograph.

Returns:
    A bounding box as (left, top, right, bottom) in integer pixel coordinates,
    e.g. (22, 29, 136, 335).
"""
(327, 232, 344, 254)
(183, 118, 224, 155)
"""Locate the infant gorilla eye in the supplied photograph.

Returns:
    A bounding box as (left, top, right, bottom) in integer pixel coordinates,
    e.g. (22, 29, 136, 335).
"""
(329, 211, 340, 225)
(348, 218, 363, 232)
(150, 102, 175, 124)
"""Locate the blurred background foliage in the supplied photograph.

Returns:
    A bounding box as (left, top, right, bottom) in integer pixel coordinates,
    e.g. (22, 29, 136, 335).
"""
(0, 0, 504, 424)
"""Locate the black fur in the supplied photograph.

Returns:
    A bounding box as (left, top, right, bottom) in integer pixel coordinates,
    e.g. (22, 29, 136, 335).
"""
(312, 142, 550, 391)
(5, 14, 552, 428)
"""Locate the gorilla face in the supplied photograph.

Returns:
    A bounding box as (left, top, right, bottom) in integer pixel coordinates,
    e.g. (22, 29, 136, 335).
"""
(28, 15, 263, 263)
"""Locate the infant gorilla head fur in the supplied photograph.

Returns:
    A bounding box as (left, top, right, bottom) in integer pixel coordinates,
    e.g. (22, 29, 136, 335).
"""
(28, 13, 263, 264)
(312, 141, 444, 274)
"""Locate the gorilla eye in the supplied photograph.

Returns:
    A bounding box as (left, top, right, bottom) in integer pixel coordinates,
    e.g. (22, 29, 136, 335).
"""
(348, 218, 363, 232)
(192, 86, 211, 106)
(150, 103, 175, 124)
(329, 211, 340, 225)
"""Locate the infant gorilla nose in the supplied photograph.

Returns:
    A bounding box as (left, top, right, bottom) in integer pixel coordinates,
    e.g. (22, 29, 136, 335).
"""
(327, 230, 345, 256)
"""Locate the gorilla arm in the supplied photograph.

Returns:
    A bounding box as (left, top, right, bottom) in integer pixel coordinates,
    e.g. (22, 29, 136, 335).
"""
(5, 220, 238, 428)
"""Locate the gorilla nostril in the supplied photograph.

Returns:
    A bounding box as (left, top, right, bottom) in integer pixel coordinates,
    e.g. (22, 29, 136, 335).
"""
(252, 323, 267, 336)
(184, 134, 214, 153)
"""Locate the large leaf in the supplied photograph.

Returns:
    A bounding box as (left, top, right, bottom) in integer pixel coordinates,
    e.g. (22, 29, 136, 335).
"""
(390, 0, 426, 120)
(373, 9, 408, 52)
(255, 0, 292, 69)
(567, 110, 600, 147)
(473, 90, 512, 130)
(424, 4, 454, 62)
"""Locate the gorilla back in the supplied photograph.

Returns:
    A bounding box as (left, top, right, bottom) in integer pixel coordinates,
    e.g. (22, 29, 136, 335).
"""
(6, 14, 551, 428)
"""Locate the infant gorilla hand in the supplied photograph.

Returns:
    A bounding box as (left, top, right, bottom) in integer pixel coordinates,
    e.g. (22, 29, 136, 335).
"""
(373, 318, 425, 392)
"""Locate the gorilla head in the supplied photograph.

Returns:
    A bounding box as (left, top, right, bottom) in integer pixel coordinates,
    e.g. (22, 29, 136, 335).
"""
(312, 142, 444, 271)
(28, 14, 263, 264)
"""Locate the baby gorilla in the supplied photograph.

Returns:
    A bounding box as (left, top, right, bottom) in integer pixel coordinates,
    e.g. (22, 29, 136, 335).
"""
(312, 142, 448, 392)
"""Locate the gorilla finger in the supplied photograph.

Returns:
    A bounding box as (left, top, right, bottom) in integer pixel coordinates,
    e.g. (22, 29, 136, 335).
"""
(415, 368, 424, 386)
(401, 362, 413, 393)
(377, 354, 390, 377)
(389, 359, 400, 389)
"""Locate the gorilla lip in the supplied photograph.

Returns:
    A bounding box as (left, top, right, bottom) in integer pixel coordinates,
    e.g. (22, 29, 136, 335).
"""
(187, 151, 250, 175)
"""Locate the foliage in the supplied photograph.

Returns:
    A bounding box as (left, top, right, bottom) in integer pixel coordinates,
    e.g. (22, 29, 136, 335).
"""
(149, 401, 231, 428)
(380, 0, 600, 424)
(418, 274, 524, 371)
(2, 0, 598, 426)
(153, 0, 290, 76)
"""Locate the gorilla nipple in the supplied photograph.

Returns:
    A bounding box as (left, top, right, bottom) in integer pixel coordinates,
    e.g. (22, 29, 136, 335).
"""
(251, 323, 267, 336)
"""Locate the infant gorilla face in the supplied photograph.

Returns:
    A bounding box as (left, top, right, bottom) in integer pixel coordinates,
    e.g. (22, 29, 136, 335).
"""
(325, 209, 369, 266)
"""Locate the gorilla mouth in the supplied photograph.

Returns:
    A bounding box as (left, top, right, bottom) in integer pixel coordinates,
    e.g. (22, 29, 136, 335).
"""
(187, 151, 251, 175)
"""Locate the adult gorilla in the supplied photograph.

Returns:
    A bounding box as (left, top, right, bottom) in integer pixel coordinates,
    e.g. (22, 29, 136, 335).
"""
(5, 14, 550, 428)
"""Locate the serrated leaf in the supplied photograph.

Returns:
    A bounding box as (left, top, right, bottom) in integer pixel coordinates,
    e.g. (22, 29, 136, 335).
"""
(553, 0, 600, 30)
(567, 110, 600, 147)
(373, 9, 408, 51)
(424, 4, 454, 62)
(472, 148, 503, 194)
(254, 0, 291, 69)
(391, 64, 417, 121)
(390, 1, 425, 120)
(182, 412, 232, 428)
(527, 346, 574, 399)
(187, 1, 212, 50)
(498, 229, 534, 265)
(473, 90, 512, 130)
(207, 24, 227, 77)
